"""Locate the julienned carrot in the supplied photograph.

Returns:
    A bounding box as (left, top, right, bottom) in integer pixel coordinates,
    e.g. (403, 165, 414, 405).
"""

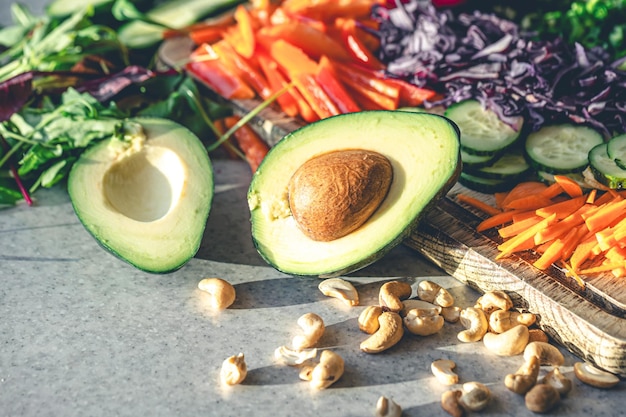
(499, 181, 547, 208)
(496, 213, 556, 259)
(498, 215, 544, 239)
(584, 197, 626, 234)
(476, 209, 521, 232)
(553, 174, 584, 198)
(503, 194, 554, 211)
(456, 194, 502, 216)
(535, 195, 586, 219)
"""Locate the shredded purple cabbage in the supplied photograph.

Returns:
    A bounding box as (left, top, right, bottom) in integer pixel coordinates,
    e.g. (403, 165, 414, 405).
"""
(373, 1, 626, 137)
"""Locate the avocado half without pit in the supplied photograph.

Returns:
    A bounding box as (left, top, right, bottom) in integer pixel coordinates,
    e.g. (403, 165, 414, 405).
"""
(247, 110, 461, 277)
(68, 117, 214, 273)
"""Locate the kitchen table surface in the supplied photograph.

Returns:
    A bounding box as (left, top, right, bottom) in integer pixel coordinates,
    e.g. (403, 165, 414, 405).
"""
(2, 158, 625, 417)
(1, 2, 625, 416)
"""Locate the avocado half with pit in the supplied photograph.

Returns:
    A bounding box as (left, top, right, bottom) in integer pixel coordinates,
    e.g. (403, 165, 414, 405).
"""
(247, 110, 461, 277)
(68, 117, 214, 273)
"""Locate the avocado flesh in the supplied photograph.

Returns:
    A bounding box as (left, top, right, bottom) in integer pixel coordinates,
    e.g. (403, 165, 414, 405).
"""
(68, 117, 214, 273)
(247, 110, 461, 277)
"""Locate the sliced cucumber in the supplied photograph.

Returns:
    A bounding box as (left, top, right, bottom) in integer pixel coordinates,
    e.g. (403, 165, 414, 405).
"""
(607, 133, 626, 170)
(525, 124, 603, 174)
(465, 150, 530, 180)
(444, 99, 524, 156)
(461, 149, 498, 168)
(589, 142, 626, 189)
(458, 172, 516, 194)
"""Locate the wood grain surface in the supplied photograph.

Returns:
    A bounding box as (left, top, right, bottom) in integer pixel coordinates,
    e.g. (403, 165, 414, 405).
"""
(160, 37, 626, 377)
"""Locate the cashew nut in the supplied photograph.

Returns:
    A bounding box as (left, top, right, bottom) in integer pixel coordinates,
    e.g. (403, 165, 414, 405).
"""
(403, 307, 444, 336)
(358, 305, 384, 334)
(482, 324, 529, 356)
(523, 342, 564, 366)
(220, 352, 247, 385)
(528, 328, 549, 343)
(459, 381, 491, 412)
(274, 345, 318, 366)
(400, 299, 441, 317)
(457, 307, 488, 343)
(431, 359, 459, 386)
(417, 280, 454, 307)
(573, 362, 620, 389)
(309, 349, 344, 389)
(475, 290, 513, 315)
(524, 384, 560, 413)
(505, 354, 540, 395)
(375, 396, 402, 417)
(542, 367, 572, 395)
(488, 310, 536, 333)
(197, 278, 236, 310)
(360, 311, 404, 353)
(318, 278, 359, 306)
(441, 306, 462, 323)
(441, 389, 465, 417)
(378, 281, 412, 312)
(292, 313, 325, 351)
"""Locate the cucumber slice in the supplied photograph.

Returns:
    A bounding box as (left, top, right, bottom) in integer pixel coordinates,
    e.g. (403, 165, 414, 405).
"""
(589, 142, 626, 189)
(445, 99, 524, 156)
(465, 150, 530, 180)
(459, 172, 515, 194)
(525, 124, 603, 174)
(607, 133, 626, 169)
(461, 150, 497, 168)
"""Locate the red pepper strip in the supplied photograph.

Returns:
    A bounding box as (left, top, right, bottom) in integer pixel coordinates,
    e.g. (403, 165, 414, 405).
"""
(257, 53, 300, 117)
(343, 82, 397, 110)
(293, 72, 341, 119)
(333, 61, 400, 100)
(339, 18, 385, 70)
(282, 0, 385, 21)
(186, 45, 255, 100)
(188, 27, 224, 45)
(382, 78, 438, 107)
(223, 116, 269, 173)
(258, 21, 351, 61)
(212, 40, 272, 100)
(315, 56, 360, 113)
(268, 39, 318, 76)
(232, 4, 257, 59)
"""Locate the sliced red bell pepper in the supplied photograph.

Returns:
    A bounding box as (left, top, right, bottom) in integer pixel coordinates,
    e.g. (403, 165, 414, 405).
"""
(268, 39, 318, 76)
(223, 116, 269, 173)
(333, 61, 400, 102)
(257, 52, 300, 117)
(212, 40, 272, 100)
(293, 72, 341, 119)
(381, 77, 439, 107)
(339, 18, 384, 70)
(186, 45, 255, 100)
(315, 56, 360, 113)
(232, 4, 257, 59)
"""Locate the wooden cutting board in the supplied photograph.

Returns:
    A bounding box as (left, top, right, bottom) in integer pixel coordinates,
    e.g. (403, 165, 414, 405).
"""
(159, 37, 626, 377)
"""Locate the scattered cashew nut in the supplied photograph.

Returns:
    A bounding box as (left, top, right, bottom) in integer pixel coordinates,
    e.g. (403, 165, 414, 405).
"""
(525, 383, 560, 413)
(198, 278, 236, 310)
(318, 278, 359, 306)
(573, 362, 620, 389)
(457, 307, 488, 343)
(542, 367, 572, 395)
(309, 349, 344, 389)
(488, 310, 536, 333)
(528, 328, 549, 343)
(274, 345, 318, 366)
(475, 290, 513, 315)
(400, 299, 441, 317)
(431, 359, 459, 386)
(378, 281, 412, 312)
(220, 352, 247, 385)
(360, 311, 404, 354)
(403, 307, 444, 336)
(482, 324, 529, 356)
(441, 389, 464, 417)
(441, 306, 462, 323)
(505, 354, 540, 395)
(358, 305, 384, 334)
(292, 313, 325, 351)
(459, 381, 491, 412)
(417, 280, 454, 307)
(375, 396, 402, 417)
(523, 342, 564, 366)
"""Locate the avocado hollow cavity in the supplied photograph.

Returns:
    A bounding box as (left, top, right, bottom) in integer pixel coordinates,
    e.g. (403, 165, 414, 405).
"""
(288, 149, 393, 241)
(103, 147, 186, 222)
(248, 110, 461, 277)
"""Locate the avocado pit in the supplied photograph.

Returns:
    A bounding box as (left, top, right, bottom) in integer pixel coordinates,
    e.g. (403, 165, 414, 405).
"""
(287, 149, 393, 241)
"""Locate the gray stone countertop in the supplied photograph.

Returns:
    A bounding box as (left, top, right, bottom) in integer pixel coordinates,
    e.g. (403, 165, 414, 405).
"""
(1, 159, 624, 417)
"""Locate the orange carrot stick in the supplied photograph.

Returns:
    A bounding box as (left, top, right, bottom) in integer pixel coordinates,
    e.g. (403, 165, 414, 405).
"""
(553, 175, 584, 198)
(456, 194, 501, 216)
(496, 213, 556, 259)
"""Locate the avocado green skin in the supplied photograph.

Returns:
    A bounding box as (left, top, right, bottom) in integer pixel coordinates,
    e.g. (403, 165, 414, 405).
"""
(248, 110, 461, 277)
(68, 117, 214, 274)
